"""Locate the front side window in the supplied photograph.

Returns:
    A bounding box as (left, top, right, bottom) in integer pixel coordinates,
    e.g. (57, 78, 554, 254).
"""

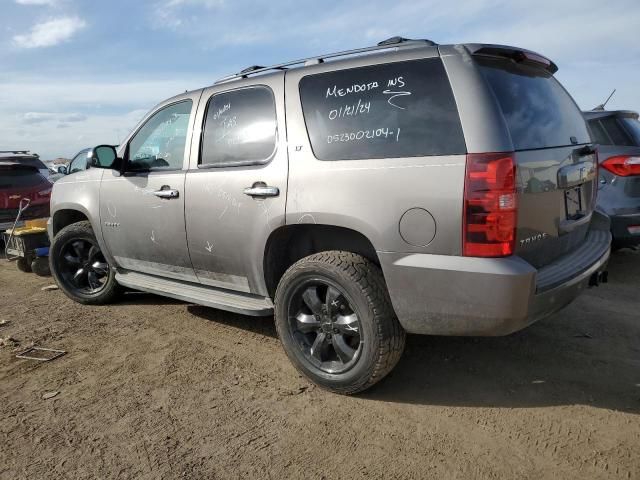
(69, 151, 89, 174)
(200, 86, 277, 167)
(128, 100, 192, 171)
(299, 58, 466, 161)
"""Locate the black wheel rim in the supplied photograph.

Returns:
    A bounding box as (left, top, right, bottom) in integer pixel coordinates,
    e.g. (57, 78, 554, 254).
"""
(58, 238, 109, 295)
(287, 280, 363, 374)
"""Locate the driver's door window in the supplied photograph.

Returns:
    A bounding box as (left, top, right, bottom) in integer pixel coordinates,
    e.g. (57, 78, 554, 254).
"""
(128, 100, 192, 171)
(69, 151, 89, 174)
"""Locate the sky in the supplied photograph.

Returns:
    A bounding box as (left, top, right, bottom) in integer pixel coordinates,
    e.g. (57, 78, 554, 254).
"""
(1, 0, 639, 160)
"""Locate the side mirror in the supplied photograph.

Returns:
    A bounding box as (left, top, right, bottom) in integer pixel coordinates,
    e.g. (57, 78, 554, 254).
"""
(91, 145, 119, 169)
(58, 165, 67, 175)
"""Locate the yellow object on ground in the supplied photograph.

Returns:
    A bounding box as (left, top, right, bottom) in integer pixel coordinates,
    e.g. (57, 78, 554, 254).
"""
(25, 218, 48, 229)
(6, 218, 49, 236)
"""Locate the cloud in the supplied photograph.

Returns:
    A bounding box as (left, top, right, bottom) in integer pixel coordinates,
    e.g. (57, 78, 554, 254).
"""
(15, 0, 60, 5)
(22, 112, 87, 125)
(153, 0, 225, 29)
(163, 0, 224, 8)
(13, 16, 86, 48)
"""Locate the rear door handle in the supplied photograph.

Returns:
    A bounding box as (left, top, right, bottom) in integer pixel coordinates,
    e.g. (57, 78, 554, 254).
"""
(153, 186, 179, 199)
(244, 182, 279, 198)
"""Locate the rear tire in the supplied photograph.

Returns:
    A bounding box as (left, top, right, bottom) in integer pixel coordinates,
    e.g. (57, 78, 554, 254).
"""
(274, 251, 405, 395)
(50, 221, 121, 305)
(31, 257, 51, 277)
(16, 257, 32, 273)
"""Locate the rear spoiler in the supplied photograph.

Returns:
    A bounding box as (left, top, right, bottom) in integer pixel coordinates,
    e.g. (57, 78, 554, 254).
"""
(0, 161, 40, 173)
(464, 43, 558, 74)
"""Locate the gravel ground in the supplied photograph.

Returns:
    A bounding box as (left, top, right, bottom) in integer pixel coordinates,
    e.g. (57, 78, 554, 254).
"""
(1, 249, 639, 479)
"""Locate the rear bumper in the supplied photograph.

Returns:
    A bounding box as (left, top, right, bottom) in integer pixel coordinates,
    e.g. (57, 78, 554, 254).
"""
(611, 212, 640, 247)
(379, 227, 611, 336)
(0, 220, 23, 232)
(0, 204, 50, 231)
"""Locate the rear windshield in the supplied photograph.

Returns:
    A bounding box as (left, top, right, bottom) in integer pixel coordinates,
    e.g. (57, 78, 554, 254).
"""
(299, 58, 466, 160)
(478, 59, 590, 150)
(621, 117, 640, 145)
(0, 156, 47, 170)
(0, 169, 44, 188)
(587, 116, 640, 146)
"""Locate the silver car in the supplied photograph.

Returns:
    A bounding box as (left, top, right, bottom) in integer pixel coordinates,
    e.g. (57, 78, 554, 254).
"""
(48, 37, 611, 393)
(584, 109, 640, 249)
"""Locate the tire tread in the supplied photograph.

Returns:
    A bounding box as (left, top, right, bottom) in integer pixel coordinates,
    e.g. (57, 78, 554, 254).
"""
(275, 251, 405, 394)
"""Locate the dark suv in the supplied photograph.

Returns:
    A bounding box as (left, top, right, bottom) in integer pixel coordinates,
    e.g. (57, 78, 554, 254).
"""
(0, 162, 52, 231)
(49, 38, 611, 393)
(584, 110, 640, 248)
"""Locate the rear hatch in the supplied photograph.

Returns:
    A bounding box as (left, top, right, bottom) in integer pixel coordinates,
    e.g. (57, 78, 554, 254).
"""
(0, 163, 52, 222)
(476, 55, 596, 268)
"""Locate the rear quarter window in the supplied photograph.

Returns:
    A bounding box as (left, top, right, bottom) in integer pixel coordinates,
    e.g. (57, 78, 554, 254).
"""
(299, 58, 466, 160)
(478, 58, 591, 150)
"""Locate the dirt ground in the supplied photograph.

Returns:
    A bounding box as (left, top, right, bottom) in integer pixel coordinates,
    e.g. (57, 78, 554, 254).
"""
(1, 249, 639, 480)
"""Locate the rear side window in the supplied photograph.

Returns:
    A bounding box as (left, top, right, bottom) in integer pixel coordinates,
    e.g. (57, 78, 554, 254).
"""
(0, 169, 44, 188)
(299, 58, 466, 160)
(200, 86, 277, 167)
(478, 59, 590, 150)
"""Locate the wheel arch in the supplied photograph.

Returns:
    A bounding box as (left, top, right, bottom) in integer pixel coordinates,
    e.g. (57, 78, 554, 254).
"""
(51, 208, 90, 237)
(263, 224, 380, 298)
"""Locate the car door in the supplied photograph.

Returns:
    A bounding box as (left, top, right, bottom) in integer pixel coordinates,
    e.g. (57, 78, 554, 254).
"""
(185, 74, 287, 295)
(100, 92, 201, 282)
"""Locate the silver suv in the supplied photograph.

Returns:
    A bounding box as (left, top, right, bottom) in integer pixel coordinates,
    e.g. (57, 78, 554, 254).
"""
(48, 38, 611, 394)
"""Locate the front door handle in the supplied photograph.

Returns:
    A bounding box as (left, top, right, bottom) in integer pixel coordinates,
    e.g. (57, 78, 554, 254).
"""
(153, 186, 179, 199)
(244, 182, 279, 198)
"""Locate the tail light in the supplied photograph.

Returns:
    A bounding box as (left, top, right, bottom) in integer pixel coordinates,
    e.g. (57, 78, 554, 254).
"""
(37, 179, 53, 198)
(601, 155, 640, 177)
(463, 152, 517, 257)
(37, 187, 52, 198)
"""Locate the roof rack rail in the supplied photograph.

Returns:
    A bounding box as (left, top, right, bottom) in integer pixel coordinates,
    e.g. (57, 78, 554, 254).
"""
(0, 150, 37, 156)
(215, 36, 437, 84)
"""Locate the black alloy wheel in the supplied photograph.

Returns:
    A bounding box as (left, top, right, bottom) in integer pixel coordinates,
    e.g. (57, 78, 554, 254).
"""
(57, 238, 110, 294)
(288, 281, 363, 374)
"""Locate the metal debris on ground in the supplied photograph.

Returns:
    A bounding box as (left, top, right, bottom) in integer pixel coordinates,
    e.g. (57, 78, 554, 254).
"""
(0, 319, 11, 328)
(1, 336, 19, 347)
(41, 285, 58, 291)
(42, 391, 60, 400)
(16, 347, 66, 362)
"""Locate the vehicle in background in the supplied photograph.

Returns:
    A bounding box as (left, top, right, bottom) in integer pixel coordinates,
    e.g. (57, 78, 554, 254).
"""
(0, 151, 50, 179)
(584, 109, 640, 248)
(48, 38, 610, 394)
(0, 161, 52, 232)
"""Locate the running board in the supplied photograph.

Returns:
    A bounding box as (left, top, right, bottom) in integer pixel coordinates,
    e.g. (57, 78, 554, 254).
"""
(115, 270, 274, 316)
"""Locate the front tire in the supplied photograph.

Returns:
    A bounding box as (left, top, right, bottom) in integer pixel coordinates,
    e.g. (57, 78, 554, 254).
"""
(50, 221, 120, 305)
(274, 251, 405, 395)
